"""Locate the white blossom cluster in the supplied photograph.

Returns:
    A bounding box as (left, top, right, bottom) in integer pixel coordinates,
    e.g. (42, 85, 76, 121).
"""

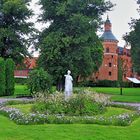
(0, 106, 139, 126)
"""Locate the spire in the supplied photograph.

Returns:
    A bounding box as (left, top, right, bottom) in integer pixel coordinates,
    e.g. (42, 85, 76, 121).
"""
(104, 15, 111, 31)
(107, 15, 109, 20)
(101, 15, 118, 42)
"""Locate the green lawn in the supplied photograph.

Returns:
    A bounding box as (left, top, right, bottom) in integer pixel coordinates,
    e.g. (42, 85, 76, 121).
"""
(13, 85, 140, 102)
(90, 87, 140, 102)
(8, 104, 33, 113)
(14, 84, 30, 96)
(91, 87, 140, 95)
(0, 115, 140, 140)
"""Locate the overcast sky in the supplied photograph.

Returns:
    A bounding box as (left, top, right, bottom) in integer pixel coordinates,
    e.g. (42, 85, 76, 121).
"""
(30, 0, 139, 51)
(103, 0, 139, 46)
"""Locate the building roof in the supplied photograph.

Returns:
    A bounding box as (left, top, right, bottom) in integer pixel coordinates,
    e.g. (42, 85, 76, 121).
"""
(101, 16, 118, 42)
(126, 77, 140, 84)
(117, 46, 131, 56)
(24, 57, 37, 69)
(101, 31, 118, 42)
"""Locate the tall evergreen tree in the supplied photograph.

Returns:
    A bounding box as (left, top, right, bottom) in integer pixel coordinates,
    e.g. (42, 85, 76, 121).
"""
(0, 57, 5, 96)
(5, 58, 15, 96)
(124, 1, 140, 74)
(0, 0, 35, 64)
(37, 0, 113, 90)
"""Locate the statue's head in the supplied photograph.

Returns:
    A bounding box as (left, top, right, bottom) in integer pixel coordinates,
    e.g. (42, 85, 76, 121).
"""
(67, 70, 71, 75)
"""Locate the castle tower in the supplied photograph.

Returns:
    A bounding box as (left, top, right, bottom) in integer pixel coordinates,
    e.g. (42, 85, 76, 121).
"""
(96, 16, 119, 81)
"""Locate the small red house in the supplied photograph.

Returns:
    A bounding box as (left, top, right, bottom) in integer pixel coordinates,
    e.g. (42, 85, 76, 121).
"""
(14, 57, 37, 78)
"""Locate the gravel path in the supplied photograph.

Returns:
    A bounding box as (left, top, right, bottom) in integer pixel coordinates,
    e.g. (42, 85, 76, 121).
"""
(0, 98, 33, 105)
(112, 102, 140, 110)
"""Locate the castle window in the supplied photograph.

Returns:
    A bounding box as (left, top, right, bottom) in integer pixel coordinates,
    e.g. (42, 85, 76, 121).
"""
(124, 74, 126, 78)
(112, 55, 113, 58)
(109, 63, 112, 67)
(106, 48, 109, 53)
(109, 71, 112, 76)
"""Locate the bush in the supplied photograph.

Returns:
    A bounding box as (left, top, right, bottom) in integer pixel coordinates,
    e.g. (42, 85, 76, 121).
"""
(32, 92, 107, 116)
(77, 80, 96, 87)
(0, 57, 6, 96)
(28, 68, 52, 95)
(15, 78, 28, 85)
(5, 58, 15, 96)
(96, 80, 119, 87)
(65, 94, 105, 115)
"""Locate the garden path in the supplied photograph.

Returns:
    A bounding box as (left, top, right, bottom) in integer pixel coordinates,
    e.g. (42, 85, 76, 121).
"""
(0, 98, 32, 105)
(113, 102, 140, 110)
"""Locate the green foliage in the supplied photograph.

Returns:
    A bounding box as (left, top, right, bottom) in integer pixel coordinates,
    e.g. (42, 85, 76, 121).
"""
(15, 78, 28, 85)
(32, 93, 106, 116)
(28, 68, 52, 95)
(0, 0, 35, 64)
(5, 58, 15, 96)
(124, 4, 140, 74)
(96, 80, 119, 87)
(65, 94, 105, 115)
(38, 0, 113, 87)
(0, 57, 6, 96)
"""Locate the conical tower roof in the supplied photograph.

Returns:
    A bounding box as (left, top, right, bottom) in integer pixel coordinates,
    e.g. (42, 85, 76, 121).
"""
(101, 16, 118, 42)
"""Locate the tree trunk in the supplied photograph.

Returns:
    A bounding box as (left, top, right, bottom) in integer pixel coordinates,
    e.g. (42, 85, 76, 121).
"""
(120, 87, 123, 95)
(56, 78, 64, 91)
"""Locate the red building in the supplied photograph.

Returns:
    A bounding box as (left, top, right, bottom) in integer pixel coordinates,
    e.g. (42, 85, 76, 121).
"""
(14, 57, 37, 78)
(94, 17, 133, 82)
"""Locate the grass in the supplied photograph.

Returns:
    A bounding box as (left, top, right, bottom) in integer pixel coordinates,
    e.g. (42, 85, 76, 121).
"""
(97, 107, 132, 117)
(91, 87, 140, 95)
(90, 87, 140, 103)
(14, 84, 30, 96)
(13, 85, 140, 102)
(8, 104, 33, 113)
(0, 114, 140, 140)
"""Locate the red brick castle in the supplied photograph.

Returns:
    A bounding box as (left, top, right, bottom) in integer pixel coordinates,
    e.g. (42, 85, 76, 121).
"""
(94, 16, 133, 82)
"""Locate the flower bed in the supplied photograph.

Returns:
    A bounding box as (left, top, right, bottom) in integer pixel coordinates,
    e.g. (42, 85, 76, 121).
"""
(0, 92, 139, 126)
(32, 92, 110, 116)
(0, 106, 139, 126)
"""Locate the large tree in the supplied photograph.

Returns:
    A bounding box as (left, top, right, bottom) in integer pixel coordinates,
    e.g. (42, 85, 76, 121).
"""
(124, 1, 140, 74)
(0, 0, 34, 64)
(37, 0, 113, 90)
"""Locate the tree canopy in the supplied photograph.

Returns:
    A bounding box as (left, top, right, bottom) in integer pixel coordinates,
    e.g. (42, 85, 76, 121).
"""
(124, 1, 140, 74)
(0, 0, 35, 64)
(37, 0, 113, 87)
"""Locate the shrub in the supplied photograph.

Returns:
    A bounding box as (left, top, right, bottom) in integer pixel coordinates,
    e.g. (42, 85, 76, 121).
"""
(96, 80, 119, 87)
(27, 68, 52, 95)
(65, 94, 105, 116)
(0, 57, 6, 96)
(5, 58, 15, 96)
(15, 78, 28, 85)
(32, 92, 107, 116)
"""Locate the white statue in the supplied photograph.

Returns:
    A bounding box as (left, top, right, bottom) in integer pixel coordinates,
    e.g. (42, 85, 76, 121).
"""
(64, 70, 73, 99)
